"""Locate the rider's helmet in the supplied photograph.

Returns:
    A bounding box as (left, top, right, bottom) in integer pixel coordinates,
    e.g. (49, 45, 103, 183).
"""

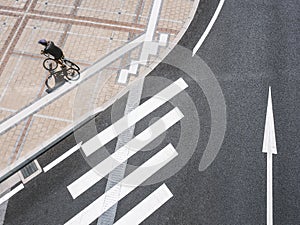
(38, 39, 47, 46)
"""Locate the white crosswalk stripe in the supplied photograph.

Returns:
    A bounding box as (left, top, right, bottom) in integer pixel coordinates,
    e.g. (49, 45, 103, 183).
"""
(113, 184, 173, 225)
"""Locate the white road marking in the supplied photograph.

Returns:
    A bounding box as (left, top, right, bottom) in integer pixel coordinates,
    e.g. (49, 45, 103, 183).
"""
(82, 78, 188, 156)
(145, 0, 163, 42)
(159, 33, 169, 46)
(113, 184, 173, 225)
(192, 0, 225, 56)
(68, 107, 183, 199)
(64, 144, 178, 225)
(117, 0, 164, 84)
(43, 142, 83, 173)
(262, 86, 277, 225)
(0, 184, 24, 205)
(0, 34, 145, 135)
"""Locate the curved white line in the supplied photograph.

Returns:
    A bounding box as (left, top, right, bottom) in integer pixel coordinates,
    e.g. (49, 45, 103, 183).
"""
(192, 0, 226, 56)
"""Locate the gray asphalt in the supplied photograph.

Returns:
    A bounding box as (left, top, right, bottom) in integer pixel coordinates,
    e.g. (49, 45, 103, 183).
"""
(3, 0, 300, 224)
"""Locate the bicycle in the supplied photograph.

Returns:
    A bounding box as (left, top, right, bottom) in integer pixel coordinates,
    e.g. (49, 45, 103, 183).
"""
(41, 53, 81, 89)
(41, 52, 80, 72)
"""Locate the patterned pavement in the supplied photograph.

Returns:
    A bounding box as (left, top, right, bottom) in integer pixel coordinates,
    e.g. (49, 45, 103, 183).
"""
(0, 0, 198, 173)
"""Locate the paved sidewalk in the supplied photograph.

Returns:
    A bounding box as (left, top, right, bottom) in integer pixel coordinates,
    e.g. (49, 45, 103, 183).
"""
(0, 0, 198, 173)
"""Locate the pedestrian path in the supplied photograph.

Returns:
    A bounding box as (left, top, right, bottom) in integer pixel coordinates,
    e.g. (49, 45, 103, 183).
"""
(0, 34, 145, 135)
(0, 0, 199, 181)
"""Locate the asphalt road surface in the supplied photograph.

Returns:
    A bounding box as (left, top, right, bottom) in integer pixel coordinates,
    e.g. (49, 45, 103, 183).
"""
(3, 0, 300, 224)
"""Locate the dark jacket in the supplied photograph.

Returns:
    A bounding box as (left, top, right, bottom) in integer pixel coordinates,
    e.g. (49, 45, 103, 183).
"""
(44, 41, 64, 60)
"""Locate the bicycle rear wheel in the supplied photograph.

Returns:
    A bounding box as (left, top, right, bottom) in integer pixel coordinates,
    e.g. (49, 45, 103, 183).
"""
(66, 68, 80, 81)
(64, 59, 80, 71)
(43, 58, 58, 71)
(45, 75, 56, 89)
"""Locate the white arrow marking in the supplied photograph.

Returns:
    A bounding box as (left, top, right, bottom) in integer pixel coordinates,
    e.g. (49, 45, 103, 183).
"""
(192, 0, 225, 56)
(262, 86, 277, 225)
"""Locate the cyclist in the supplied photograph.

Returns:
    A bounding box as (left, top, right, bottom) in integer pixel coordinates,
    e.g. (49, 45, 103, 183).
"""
(38, 39, 64, 61)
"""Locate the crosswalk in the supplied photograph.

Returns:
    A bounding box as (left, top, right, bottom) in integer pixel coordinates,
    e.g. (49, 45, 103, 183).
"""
(81, 77, 187, 156)
(63, 78, 187, 224)
(68, 107, 183, 199)
(40, 78, 188, 224)
(65, 144, 178, 225)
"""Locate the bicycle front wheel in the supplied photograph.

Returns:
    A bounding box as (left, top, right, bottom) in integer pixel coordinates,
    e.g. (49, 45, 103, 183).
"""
(43, 58, 58, 71)
(64, 59, 80, 71)
(66, 68, 80, 81)
(45, 75, 56, 89)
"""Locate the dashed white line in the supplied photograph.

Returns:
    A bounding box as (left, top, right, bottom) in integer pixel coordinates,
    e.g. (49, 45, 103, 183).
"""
(0, 184, 24, 205)
(43, 142, 82, 173)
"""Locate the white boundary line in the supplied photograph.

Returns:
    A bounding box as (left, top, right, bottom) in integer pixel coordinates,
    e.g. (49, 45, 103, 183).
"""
(82, 78, 188, 156)
(0, 184, 24, 205)
(64, 144, 178, 225)
(113, 183, 173, 225)
(43, 142, 82, 173)
(192, 0, 225, 56)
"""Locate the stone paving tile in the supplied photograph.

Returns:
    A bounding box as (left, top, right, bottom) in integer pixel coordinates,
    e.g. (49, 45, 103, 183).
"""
(18, 116, 70, 160)
(138, 0, 152, 26)
(94, 70, 125, 107)
(64, 26, 116, 63)
(77, 0, 124, 20)
(0, 16, 18, 51)
(0, 0, 199, 174)
(158, 0, 194, 31)
(0, 121, 26, 172)
(0, 0, 28, 9)
(37, 88, 78, 121)
(0, 55, 47, 113)
(34, 0, 75, 15)
(14, 19, 66, 55)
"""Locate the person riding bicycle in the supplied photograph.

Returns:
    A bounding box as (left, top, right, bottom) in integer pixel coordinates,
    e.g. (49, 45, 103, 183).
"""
(38, 39, 64, 61)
